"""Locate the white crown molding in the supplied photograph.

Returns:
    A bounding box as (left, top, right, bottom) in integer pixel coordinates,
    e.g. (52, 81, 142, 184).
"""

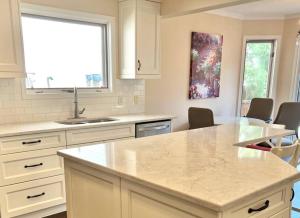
(205, 10, 244, 20)
(285, 13, 300, 19)
(243, 16, 285, 21)
(206, 10, 289, 21)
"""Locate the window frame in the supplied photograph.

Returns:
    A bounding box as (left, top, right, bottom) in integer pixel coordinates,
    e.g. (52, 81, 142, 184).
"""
(20, 3, 116, 96)
(236, 35, 282, 116)
(290, 33, 300, 102)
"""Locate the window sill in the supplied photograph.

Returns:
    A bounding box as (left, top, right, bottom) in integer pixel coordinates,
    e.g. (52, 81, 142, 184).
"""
(21, 82, 115, 100)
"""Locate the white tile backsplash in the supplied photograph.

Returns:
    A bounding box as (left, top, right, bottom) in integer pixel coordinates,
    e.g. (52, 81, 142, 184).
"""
(0, 78, 145, 124)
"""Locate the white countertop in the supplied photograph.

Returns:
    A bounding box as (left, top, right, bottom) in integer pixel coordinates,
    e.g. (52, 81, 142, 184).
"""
(214, 116, 286, 129)
(58, 124, 299, 211)
(0, 114, 174, 137)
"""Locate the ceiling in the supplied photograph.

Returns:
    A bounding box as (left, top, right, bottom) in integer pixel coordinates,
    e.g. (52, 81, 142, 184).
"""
(208, 0, 300, 20)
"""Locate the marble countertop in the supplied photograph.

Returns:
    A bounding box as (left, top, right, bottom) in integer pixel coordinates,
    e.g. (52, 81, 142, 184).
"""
(214, 116, 285, 129)
(0, 114, 174, 137)
(58, 124, 299, 211)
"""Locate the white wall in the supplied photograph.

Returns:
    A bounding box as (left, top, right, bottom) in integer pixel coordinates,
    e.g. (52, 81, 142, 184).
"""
(145, 11, 300, 131)
(277, 18, 300, 107)
(146, 13, 243, 131)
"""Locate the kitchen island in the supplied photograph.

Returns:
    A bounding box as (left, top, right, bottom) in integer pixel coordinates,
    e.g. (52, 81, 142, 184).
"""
(58, 124, 299, 218)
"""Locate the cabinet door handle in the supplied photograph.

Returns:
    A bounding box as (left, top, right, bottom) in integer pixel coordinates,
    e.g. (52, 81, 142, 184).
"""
(138, 60, 141, 71)
(22, 140, 41, 145)
(24, 163, 43, 168)
(27, 192, 45, 199)
(248, 200, 269, 214)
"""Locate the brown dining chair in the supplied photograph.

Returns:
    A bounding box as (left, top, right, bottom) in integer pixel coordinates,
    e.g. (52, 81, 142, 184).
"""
(188, 107, 214, 130)
(256, 102, 300, 147)
(274, 102, 300, 138)
(246, 98, 274, 123)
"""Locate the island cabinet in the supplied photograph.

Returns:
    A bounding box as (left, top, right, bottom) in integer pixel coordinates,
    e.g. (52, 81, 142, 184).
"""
(0, 0, 25, 78)
(64, 160, 292, 218)
(119, 0, 161, 79)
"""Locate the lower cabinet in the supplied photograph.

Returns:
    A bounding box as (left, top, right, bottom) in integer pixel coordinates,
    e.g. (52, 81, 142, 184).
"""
(0, 175, 65, 218)
(64, 160, 292, 218)
(0, 123, 136, 218)
(121, 180, 217, 218)
(0, 147, 64, 186)
(65, 161, 121, 218)
(66, 124, 135, 145)
(269, 208, 290, 218)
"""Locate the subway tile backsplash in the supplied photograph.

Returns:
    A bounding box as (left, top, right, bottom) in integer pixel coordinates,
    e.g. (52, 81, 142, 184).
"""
(0, 79, 145, 124)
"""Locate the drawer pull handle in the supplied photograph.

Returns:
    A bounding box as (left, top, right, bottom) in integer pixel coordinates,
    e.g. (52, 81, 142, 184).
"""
(291, 188, 295, 201)
(22, 140, 41, 145)
(27, 192, 45, 199)
(24, 163, 43, 168)
(248, 200, 269, 214)
(138, 60, 142, 71)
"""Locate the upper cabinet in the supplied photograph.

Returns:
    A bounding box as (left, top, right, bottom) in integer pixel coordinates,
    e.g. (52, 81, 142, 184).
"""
(119, 0, 161, 79)
(0, 0, 25, 78)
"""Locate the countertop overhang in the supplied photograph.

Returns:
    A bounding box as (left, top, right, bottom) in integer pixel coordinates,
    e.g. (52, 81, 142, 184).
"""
(58, 124, 299, 211)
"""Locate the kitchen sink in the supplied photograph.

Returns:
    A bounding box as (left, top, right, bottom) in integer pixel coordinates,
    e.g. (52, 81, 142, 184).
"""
(85, 118, 117, 123)
(57, 120, 87, 125)
(57, 118, 118, 125)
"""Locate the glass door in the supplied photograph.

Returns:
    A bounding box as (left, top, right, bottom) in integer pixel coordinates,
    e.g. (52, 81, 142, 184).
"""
(240, 40, 276, 116)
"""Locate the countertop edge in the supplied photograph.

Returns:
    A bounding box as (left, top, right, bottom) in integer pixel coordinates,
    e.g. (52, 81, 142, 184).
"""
(0, 114, 175, 137)
(58, 150, 300, 212)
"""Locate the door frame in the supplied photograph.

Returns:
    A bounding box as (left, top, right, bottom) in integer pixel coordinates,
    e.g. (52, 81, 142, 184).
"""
(289, 34, 300, 101)
(236, 35, 282, 116)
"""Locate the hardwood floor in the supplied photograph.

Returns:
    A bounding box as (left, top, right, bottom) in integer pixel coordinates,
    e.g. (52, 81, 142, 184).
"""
(44, 212, 67, 218)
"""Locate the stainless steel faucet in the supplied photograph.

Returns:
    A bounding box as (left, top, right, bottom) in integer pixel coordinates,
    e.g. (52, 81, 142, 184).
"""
(73, 87, 86, 119)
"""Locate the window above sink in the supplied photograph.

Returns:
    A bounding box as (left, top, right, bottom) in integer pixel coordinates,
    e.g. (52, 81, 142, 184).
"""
(20, 4, 116, 95)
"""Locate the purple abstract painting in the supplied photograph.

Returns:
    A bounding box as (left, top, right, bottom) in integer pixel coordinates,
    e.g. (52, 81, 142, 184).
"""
(189, 32, 223, 99)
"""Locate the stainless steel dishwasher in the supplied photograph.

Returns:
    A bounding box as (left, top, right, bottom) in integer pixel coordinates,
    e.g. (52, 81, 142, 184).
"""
(135, 120, 171, 138)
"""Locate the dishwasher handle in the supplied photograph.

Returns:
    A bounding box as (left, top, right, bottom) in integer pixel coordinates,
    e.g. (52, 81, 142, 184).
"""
(138, 125, 170, 132)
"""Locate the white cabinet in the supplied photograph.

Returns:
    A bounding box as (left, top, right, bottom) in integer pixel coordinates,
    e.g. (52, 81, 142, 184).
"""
(0, 0, 25, 78)
(0, 132, 66, 218)
(119, 0, 160, 79)
(0, 131, 66, 155)
(64, 160, 293, 218)
(66, 124, 135, 146)
(0, 147, 64, 186)
(121, 180, 217, 218)
(0, 124, 136, 217)
(65, 161, 121, 218)
(0, 175, 65, 218)
(269, 208, 290, 218)
(222, 186, 290, 218)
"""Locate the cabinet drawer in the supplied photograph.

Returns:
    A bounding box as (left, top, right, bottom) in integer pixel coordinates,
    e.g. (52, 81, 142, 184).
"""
(66, 124, 135, 145)
(0, 131, 66, 154)
(0, 147, 64, 186)
(269, 207, 289, 218)
(66, 137, 136, 149)
(0, 175, 65, 218)
(227, 186, 290, 218)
